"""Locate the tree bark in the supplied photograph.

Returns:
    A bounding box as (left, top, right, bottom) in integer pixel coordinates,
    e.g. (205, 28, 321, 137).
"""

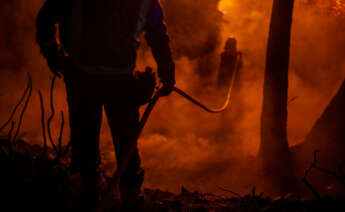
(259, 0, 296, 193)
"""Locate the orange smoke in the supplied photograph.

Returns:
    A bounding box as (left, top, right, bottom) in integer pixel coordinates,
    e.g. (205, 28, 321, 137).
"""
(1, 0, 345, 196)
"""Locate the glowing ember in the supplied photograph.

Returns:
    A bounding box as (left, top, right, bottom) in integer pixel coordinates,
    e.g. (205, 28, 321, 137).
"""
(301, 0, 345, 17)
(218, 0, 235, 13)
(326, 185, 334, 190)
(333, 0, 345, 16)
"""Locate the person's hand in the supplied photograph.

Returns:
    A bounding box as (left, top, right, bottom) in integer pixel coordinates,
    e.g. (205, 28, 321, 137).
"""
(41, 43, 68, 77)
(158, 61, 175, 96)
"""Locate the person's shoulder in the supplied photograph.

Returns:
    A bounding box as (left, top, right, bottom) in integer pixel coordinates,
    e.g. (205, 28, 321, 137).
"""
(43, 0, 70, 6)
(151, 0, 160, 6)
(43, 0, 60, 3)
(38, 0, 71, 17)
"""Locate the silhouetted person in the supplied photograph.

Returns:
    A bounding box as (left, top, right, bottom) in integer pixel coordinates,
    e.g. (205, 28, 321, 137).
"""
(36, 0, 175, 210)
(217, 38, 242, 87)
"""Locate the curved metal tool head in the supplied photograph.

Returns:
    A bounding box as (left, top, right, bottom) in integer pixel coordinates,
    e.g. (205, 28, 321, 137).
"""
(172, 53, 241, 113)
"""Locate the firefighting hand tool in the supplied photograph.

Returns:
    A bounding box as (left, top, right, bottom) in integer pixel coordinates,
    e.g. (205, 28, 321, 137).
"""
(105, 87, 161, 200)
(172, 53, 240, 113)
(107, 53, 241, 201)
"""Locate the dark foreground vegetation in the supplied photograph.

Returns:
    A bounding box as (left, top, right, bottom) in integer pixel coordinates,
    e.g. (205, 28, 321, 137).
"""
(1, 138, 344, 212)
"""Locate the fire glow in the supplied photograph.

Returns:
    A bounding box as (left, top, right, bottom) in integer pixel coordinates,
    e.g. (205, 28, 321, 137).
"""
(1, 0, 345, 196)
(300, 0, 345, 16)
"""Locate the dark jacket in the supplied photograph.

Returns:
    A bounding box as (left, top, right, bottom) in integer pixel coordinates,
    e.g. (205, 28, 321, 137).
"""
(36, 0, 173, 72)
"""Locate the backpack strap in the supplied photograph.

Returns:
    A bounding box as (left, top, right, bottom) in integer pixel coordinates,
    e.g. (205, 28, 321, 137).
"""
(134, 0, 153, 38)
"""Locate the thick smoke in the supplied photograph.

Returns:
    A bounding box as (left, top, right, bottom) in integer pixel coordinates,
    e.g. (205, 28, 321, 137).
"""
(161, 0, 223, 77)
(1, 0, 345, 196)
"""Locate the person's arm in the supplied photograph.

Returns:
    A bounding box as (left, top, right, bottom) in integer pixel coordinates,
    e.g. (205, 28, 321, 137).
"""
(145, 0, 175, 95)
(36, 0, 66, 76)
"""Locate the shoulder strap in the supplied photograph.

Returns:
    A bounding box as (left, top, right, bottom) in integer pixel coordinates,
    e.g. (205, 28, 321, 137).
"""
(134, 0, 153, 38)
(65, 0, 85, 58)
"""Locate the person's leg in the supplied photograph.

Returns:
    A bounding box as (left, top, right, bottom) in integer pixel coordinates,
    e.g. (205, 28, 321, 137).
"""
(104, 103, 144, 202)
(65, 74, 103, 208)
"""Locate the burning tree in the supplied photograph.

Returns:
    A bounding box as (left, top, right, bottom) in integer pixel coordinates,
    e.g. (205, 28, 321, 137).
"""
(259, 0, 297, 193)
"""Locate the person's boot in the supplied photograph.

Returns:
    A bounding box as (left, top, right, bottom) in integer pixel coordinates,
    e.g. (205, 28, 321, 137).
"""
(73, 171, 100, 212)
(120, 168, 144, 212)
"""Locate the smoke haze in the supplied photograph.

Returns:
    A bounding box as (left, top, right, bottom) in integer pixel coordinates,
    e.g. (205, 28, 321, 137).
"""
(1, 0, 345, 195)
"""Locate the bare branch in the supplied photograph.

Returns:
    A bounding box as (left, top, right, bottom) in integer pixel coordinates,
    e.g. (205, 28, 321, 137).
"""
(302, 150, 321, 198)
(61, 140, 72, 157)
(7, 121, 15, 142)
(38, 90, 47, 158)
(7, 121, 15, 156)
(302, 150, 345, 198)
(314, 162, 345, 187)
(217, 186, 242, 198)
(47, 76, 58, 153)
(58, 111, 64, 155)
(302, 177, 321, 199)
(13, 73, 32, 142)
(0, 73, 31, 133)
(287, 96, 297, 105)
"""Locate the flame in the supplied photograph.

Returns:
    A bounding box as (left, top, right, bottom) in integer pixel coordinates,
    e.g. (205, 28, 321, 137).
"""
(218, 0, 235, 14)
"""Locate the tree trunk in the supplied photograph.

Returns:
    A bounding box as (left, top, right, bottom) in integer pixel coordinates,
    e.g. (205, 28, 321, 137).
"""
(259, 0, 296, 193)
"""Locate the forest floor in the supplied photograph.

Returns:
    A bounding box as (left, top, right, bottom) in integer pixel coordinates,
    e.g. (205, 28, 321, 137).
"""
(0, 138, 344, 212)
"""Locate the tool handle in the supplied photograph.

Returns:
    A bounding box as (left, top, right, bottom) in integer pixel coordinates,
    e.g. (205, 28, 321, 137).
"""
(109, 90, 161, 191)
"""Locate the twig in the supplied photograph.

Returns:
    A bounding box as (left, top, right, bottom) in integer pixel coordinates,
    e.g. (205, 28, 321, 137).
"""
(338, 161, 345, 180)
(302, 150, 321, 198)
(311, 151, 345, 187)
(58, 111, 64, 155)
(61, 140, 72, 157)
(217, 186, 242, 198)
(0, 73, 31, 133)
(7, 121, 15, 142)
(38, 90, 47, 158)
(302, 178, 321, 199)
(7, 121, 15, 156)
(314, 163, 345, 188)
(55, 140, 72, 162)
(47, 76, 58, 153)
(287, 96, 297, 105)
(54, 112, 69, 162)
(316, 166, 345, 186)
(302, 150, 345, 198)
(13, 73, 32, 142)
